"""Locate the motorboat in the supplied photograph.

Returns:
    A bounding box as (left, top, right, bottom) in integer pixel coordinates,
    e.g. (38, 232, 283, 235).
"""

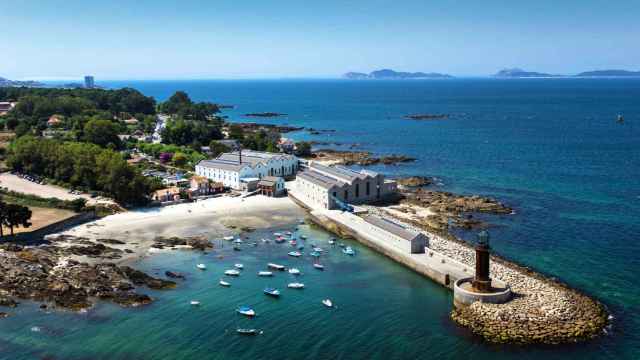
(300, 235, 308, 240)
(233, 238, 243, 244)
(288, 268, 301, 275)
(236, 328, 262, 335)
(288, 282, 304, 289)
(258, 271, 273, 277)
(273, 232, 282, 237)
(190, 300, 201, 306)
(313, 263, 324, 270)
(234, 263, 244, 269)
(342, 247, 355, 256)
(236, 306, 256, 317)
(328, 239, 335, 245)
(284, 231, 293, 236)
(288, 251, 302, 257)
(267, 263, 285, 271)
(225, 269, 240, 276)
(196, 264, 207, 270)
(275, 237, 286, 243)
(263, 287, 280, 297)
(310, 251, 320, 258)
(262, 238, 270, 243)
(322, 299, 333, 308)
(223, 236, 234, 241)
(219, 280, 231, 287)
(312, 247, 324, 252)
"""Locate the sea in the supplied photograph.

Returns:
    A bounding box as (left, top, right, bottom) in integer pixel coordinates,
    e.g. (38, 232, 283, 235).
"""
(2, 78, 639, 359)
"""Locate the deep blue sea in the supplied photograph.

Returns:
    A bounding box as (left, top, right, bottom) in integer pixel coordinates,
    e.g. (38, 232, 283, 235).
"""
(3, 79, 638, 359)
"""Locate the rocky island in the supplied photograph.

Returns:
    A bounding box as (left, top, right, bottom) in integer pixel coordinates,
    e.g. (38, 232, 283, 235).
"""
(244, 112, 288, 117)
(404, 114, 450, 120)
(344, 69, 453, 79)
(308, 149, 416, 166)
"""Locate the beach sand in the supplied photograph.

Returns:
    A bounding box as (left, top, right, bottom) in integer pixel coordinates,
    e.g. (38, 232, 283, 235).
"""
(58, 194, 305, 264)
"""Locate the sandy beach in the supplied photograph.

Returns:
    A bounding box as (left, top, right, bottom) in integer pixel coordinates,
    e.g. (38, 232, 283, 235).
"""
(56, 195, 305, 264)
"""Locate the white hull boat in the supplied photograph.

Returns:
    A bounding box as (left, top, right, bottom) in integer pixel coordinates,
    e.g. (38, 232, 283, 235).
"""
(196, 264, 207, 270)
(219, 280, 231, 287)
(288, 268, 301, 275)
(288, 282, 304, 289)
(237, 306, 256, 317)
(322, 299, 333, 308)
(267, 263, 285, 271)
(234, 263, 244, 269)
(190, 300, 201, 306)
(225, 269, 240, 276)
(258, 271, 273, 277)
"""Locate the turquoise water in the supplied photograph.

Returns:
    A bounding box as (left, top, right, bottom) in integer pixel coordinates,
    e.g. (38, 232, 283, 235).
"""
(5, 79, 639, 359)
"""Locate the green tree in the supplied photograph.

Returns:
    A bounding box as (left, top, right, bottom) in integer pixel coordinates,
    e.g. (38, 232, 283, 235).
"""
(172, 152, 188, 167)
(84, 119, 122, 148)
(2, 203, 32, 236)
(228, 124, 245, 140)
(208, 141, 230, 157)
(294, 141, 312, 157)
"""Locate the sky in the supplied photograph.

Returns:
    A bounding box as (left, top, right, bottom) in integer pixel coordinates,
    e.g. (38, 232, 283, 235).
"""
(1, 0, 639, 80)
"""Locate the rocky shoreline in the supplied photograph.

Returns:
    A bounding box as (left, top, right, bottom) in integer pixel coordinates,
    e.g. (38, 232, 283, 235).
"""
(231, 122, 304, 133)
(0, 234, 211, 316)
(309, 149, 416, 166)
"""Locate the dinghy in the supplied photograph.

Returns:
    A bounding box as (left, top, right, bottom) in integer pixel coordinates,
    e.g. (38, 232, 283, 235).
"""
(236, 328, 262, 335)
(288, 268, 301, 275)
(223, 236, 234, 241)
(342, 247, 355, 256)
(263, 287, 280, 297)
(273, 232, 282, 237)
(225, 269, 240, 276)
(236, 306, 256, 317)
(233, 238, 243, 244)
(288, 251, 302, 257)
(196, 264, 207, 270)
(322, 299, 333, 308)
(190, 300, 201, 306)
(310, 251, 320, 258)
(300, 235, 308, 240)
(288, 282, 304, 289)
(258, 271, 273, 277)
(313, 263, 324, 270)
(275, 237, 286, 243)
(219, 280, 231, 287)
(267, 263, 285, 271)
(328, 239, 335, 245)
(234, 263, 244, 269)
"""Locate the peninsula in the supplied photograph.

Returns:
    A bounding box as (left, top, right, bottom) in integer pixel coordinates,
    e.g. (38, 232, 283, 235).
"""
(344, 69, 453, 79)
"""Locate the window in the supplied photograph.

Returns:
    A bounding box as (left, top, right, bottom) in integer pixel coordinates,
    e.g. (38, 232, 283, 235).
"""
(366, 182, 370, 196)
(355, 184, 359, 198)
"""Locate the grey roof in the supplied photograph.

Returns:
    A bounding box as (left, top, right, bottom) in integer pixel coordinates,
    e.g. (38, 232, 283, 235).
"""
(297, 170, 345, 190)
(197, 159, 248, 172)
(363, 215, 424, 242)
(262, 176, 282, 182)
(309, 163, 377, 183)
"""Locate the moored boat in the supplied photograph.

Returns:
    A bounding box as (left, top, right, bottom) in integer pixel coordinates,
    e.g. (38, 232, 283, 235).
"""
(322, 299, 333, 308)
(288, 268, 301, 275)
(236, 306, 256, 317)
(263, 287, 280, 297)
(310, 251, 320, 258)
(233, 245, 241, 251)
(342, 247, 355, 256)
(233, 238, 243, 244)
(288, 251, 302, 257)
(196, 264, 207, 270)
(236, 328, 262, 335)
(288, 282, 304, 289)
(219, 280, 231, 287)
(190, 300, 201, 306)
(258, 271, 273, 277)
(313, 263, 324, 270)
(234, 263, 244, 269)
(267, 263, 285, 271)
(225, 269, 240, 276)
(223, 236, 234, 241)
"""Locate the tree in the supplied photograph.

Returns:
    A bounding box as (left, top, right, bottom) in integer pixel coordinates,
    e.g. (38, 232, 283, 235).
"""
(2, 203, 32, 236)
(172, 152, 188, 167)
(294, 141, 312, 157)
(83, 119, 122, 148)
(209, 141, 230, 158)
(228, 124, 245, 140)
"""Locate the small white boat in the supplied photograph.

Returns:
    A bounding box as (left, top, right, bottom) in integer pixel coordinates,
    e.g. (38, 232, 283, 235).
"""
(237, 328, 262, 335)
(288, 282, 305, 289)
(267, 263, 285, 271)
(219, 280, 231, 287)
(233, 238, 243, 244)
(273, 232, 282, 237)
(225, 269, 240, 276)
(234, 263, 244, 269)
(190, 300, 201, 306)
(263, 287, 280, 297)
(313, 263, 324, 270)
(288, 268, 301, 275)
(288, 251, 302, 257)
(328, 239, 335, 245)
(223, 236, 234, 241)
(322, 299, 333, 308)
(258, 271, 273, 277)
(312, 247, 324, 252)
(284, 231, 293, 236)
(300, 235, 308, 240)
(237, 306, 256, 317)
(196, 264, 207, 270)
(342, 247, 355, 256)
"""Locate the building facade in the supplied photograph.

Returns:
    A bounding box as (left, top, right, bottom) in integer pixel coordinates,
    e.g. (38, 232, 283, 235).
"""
(194, 150, 298, 190)
(293, 162, 397, 210)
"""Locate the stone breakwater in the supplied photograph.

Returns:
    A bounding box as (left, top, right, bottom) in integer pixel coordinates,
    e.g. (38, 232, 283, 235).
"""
(333, 204, 608, 345)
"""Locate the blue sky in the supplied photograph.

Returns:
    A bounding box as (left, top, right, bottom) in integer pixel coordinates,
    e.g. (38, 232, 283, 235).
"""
(1, 0, 638, 79)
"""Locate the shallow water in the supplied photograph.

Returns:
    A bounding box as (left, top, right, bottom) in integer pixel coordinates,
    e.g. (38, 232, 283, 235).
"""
(15, 78, 640, 359)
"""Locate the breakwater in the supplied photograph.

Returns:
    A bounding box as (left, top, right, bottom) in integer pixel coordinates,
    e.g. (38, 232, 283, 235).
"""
(292, 194, 608, 345)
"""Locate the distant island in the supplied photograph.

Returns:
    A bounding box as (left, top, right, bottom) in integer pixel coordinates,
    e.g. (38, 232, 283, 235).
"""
(344, 69, 453, 79)
(0, 76, 44, 87)
(575, 69, 640, 77)
(493, 68, 558, 78)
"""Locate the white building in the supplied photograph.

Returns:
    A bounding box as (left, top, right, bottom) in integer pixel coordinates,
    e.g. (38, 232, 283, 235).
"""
(292, 162, 397, 210)
(195, 150, 298, 190)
